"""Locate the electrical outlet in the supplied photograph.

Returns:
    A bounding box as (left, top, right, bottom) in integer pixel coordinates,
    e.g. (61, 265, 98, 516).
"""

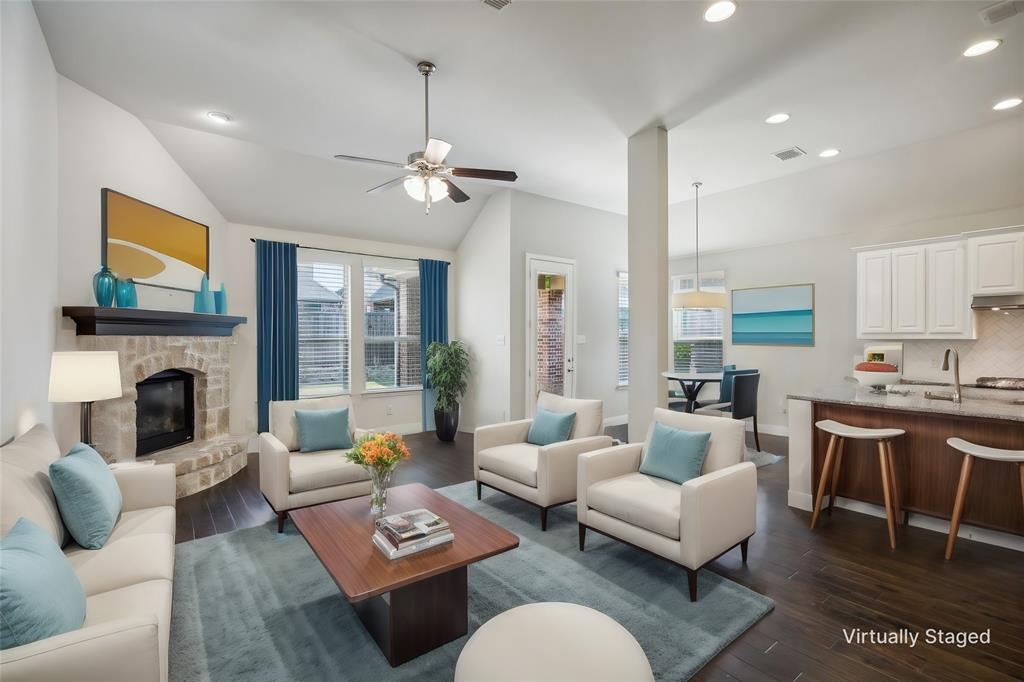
(386, 404, 393, 416)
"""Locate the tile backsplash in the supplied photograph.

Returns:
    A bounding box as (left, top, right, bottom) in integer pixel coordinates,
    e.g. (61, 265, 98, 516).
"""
(902, 311, 1024, 382)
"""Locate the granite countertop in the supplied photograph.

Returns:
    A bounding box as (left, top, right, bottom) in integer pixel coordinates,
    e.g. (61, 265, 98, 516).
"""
(788, 383, 1024, 423)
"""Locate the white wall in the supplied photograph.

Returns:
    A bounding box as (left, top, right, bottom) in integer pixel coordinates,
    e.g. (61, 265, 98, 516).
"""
(1, 1, 59, 441)
(223, 222, 455, 439)
(53, 76, 229, 448)
(509, 191, 628, 423)
(454, 191, 512, 431)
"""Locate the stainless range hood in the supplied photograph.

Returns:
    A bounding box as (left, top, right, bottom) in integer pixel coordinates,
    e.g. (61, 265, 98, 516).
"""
(971, 294, 1024, 311)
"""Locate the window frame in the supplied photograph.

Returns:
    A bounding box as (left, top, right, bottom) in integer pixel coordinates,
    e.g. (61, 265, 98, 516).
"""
(670, 271, 726, 373)
(362, 257, 423, 394)
(296, 251, 354, 399)
(616, 271, 629, 388)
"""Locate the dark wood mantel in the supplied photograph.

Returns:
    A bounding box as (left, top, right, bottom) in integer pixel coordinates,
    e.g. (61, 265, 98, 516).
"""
(62, 306, 247, 337)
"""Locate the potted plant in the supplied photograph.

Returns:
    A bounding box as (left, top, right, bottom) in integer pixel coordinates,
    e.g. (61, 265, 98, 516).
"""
(426, 340, 470, 442)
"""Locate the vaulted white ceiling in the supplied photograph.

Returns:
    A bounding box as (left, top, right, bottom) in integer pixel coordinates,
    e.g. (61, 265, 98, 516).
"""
(35, 1, 1024, 250)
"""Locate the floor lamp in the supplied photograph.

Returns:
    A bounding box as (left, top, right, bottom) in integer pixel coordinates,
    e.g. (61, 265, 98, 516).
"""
(48, 351, 122, 445)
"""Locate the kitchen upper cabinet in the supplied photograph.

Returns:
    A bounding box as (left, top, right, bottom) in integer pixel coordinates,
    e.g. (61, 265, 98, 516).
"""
(891, 246, 926, 333)
(856, 238, 976, 340)
(968, 231, 1024, 295)
(927, 242, 967, 335)
(857, 250, 892, 334)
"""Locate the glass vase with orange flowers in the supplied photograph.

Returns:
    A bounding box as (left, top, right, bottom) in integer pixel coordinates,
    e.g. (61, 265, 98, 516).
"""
(345, 432, 411, 514)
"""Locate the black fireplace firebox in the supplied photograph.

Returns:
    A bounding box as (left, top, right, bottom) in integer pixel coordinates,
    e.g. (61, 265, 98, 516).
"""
(136, 369, 194, 456)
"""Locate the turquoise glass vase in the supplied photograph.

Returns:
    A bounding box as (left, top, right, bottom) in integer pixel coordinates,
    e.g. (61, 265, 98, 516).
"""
(214, 283, 228, 315)
(115, 279, 137, 308)
(193, 275, 215, 313)
(92, 266, 116, 307)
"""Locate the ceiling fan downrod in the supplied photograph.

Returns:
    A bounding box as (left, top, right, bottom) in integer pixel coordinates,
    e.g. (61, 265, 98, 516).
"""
(418, 61, 436, 150)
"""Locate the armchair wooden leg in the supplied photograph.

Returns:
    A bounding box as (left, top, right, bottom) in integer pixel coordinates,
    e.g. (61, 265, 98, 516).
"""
(686, 568, 698, 602)
(277, 511, 286, 533)
(740, 537, 749, 563)
(578, 524, 586, 551)
(540, 507, 548, 531)
(476, 481, 482, 500)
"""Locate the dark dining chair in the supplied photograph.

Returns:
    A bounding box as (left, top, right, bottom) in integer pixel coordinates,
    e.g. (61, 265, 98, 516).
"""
(697, 372, 762, 451)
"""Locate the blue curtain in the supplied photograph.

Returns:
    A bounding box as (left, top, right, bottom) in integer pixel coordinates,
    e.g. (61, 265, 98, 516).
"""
(419, 259, 450, 431)
(256, 240, 298, 433)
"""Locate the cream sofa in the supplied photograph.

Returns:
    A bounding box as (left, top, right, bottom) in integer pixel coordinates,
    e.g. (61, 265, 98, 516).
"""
(259, 395, 372, 531)
(0, 424, 176, 682)
(577, 408, 756, 601)
(474, 392, 612, 530)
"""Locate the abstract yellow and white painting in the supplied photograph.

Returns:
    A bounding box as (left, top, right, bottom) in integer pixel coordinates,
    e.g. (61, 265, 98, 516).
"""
(103, 188, 209, 291)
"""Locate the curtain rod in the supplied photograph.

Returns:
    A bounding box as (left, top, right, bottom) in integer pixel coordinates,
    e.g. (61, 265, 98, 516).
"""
(248, 238, 450, 265)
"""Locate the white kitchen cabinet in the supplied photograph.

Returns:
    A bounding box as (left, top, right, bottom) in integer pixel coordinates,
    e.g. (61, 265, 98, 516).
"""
(968, 231, 1024, 295)
(857, 250, 891, 334)
(927, 242, 968, 335)
(890, 246, 926, 334)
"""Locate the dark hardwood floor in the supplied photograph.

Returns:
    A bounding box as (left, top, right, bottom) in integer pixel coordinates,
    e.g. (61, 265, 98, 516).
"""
(175, 428, 1024, 681)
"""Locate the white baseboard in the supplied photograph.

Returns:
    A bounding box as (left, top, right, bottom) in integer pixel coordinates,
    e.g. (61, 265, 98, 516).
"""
(603, 414, 628, 427)
(788, 490, 1024, 553)
(378, 421, 423, 436)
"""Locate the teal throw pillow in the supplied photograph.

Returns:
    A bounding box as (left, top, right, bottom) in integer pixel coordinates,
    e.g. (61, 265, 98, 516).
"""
(527, 408, 576, 446)
(49, 443, 122, 549)
(639, 422, 712, 485)
(0, 518, 86, 649)
(296, 407, 353, 452)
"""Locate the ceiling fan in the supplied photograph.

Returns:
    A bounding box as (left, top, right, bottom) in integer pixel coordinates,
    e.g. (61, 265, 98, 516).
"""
(334, 61, 518, 215)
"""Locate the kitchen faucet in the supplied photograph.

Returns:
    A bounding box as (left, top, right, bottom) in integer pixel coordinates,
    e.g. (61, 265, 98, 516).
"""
(942, 348, 961, 405)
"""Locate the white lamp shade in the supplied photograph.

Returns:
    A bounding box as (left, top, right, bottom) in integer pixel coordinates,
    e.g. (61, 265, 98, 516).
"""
(672, 290, 728, 310)
(48, 352, 122, 403)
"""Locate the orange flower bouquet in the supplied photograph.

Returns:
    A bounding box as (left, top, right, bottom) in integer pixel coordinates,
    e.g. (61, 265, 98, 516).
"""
(346, 432, 411, 514)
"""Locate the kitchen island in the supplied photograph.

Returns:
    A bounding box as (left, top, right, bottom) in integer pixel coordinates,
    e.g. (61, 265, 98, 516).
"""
(788, 384, 1024, 551)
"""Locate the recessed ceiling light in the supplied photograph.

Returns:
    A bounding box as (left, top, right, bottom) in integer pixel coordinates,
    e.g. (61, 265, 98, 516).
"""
(206, 111, 233, 123)
(963, 39, 1001, 57)
(993, 97, 1022, 110)
(819, 148, 840, 158)
(704, 1, 736, 23)
(764, 112, 790, 124)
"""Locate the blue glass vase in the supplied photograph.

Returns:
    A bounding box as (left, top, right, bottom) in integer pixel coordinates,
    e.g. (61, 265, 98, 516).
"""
(214, 283, 228, 315)
(92, 266, 116, 307)
(115, 279, 137, 308)
(193, 275, 215, 313)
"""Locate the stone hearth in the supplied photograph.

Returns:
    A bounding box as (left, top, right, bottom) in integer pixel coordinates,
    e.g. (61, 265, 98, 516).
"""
(75, 333, 244, 498)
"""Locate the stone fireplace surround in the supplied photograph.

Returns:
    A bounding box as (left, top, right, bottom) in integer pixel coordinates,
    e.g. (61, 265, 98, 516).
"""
(75, 333, 246, 498)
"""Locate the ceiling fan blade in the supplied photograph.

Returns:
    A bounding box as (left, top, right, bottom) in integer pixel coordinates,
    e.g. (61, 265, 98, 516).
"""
(334, 154, 407, 168)
(424, 138, 453, 166)
(367, 176, 409, 194)
(441, 178, 470, 203)
(450, 167, 518, 182)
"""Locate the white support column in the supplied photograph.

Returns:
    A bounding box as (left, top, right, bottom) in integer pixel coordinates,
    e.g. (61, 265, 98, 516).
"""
(627, 126, 669, 443)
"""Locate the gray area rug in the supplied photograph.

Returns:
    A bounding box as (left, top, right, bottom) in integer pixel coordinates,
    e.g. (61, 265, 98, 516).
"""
(171, 481, 773, 681)
(746, 447, 784, 468)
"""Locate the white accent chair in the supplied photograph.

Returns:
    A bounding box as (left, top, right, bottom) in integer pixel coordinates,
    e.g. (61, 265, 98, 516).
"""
(259, 396, 372, 532)
(474, 392, 612, 530)
(577, 408, 756, 601)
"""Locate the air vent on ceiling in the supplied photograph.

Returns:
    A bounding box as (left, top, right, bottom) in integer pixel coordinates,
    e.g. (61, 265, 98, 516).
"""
(772, 146, 806, 161)
(482, 0, 512, 10)
(980, 0, 1021, 25)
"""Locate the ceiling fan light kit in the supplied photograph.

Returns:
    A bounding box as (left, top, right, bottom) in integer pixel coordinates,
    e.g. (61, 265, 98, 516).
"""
(333, 61, 518, 214)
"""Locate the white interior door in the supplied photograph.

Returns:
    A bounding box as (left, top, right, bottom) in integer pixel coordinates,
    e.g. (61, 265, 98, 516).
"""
(526, 255, 576, 415)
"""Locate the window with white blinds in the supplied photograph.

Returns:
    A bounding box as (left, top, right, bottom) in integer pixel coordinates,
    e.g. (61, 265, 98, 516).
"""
(617, 272, 629, 386)
(672, 272, 726, 372)
(297, 260, 350, 397)
(364, 261, 421, 390)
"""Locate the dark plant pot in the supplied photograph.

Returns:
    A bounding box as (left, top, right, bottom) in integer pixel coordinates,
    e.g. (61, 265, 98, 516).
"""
(434, 406, 459, 442)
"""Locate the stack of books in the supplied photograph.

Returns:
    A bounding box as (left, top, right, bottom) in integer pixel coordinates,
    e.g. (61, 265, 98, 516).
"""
(373, 508, 454, 560)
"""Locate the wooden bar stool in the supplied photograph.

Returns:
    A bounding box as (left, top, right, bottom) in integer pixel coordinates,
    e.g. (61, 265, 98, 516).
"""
(944, 438, 1024, 560)
(810, 419, 905, 549)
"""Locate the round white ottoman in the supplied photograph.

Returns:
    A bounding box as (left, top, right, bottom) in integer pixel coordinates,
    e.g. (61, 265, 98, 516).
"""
(454, 602, 654, 682)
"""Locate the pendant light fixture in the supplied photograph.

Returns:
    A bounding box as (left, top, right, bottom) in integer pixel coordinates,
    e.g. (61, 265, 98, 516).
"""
(672, 182, 727, 309)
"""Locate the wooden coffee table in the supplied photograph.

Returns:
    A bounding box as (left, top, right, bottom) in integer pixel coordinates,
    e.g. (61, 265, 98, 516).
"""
(290, 482, 519, 666)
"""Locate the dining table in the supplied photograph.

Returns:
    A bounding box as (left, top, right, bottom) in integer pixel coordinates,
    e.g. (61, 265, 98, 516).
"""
(662, 370, 724, 413)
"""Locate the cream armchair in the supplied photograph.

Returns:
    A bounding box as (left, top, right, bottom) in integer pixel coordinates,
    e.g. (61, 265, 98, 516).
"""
(577, 408, 756, 601)
(474, 392, 612, 530)
(259, 396, 372, 532)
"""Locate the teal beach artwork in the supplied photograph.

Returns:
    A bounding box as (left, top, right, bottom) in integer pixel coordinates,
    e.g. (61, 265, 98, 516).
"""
(732, 284, 814, 346)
